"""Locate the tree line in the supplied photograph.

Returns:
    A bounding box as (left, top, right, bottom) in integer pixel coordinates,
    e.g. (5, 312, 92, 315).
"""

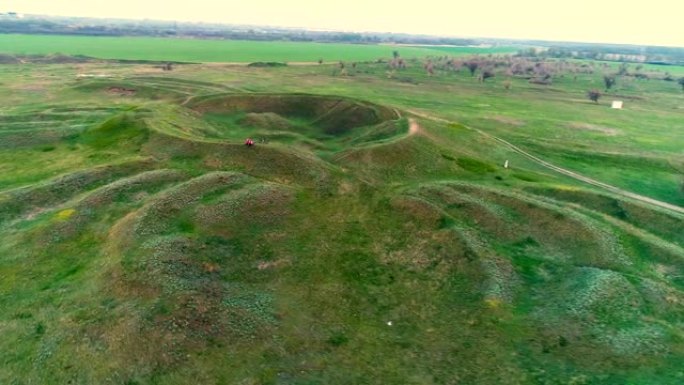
(0, 15, 477, 46)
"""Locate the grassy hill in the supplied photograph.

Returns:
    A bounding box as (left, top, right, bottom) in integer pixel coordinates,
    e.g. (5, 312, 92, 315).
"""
(0, 53, 683, 384)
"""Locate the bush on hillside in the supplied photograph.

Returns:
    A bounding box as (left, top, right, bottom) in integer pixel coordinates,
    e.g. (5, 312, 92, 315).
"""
(587, 89, 601, 103)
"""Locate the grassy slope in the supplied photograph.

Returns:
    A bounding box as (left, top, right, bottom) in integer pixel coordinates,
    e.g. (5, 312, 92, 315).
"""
(203, 61, 683, 206)
(0, 57, 683, 385)
(0, 34, 509, 63)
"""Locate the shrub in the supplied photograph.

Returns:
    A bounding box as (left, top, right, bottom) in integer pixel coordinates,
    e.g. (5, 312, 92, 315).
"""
(603, 75, 616, 90)
(587, 90, 601, 103)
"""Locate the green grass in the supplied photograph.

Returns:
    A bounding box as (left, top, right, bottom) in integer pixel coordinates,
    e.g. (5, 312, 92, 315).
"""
(457, 156, 497, 173)
(0, 34, 512, 63)
(0, 49, 683, 384)
(418, 45, 518, 55)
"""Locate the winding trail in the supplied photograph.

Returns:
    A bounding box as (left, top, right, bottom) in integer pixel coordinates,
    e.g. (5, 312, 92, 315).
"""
(180, 94, 196, 106)
(407, 109, 684, 216)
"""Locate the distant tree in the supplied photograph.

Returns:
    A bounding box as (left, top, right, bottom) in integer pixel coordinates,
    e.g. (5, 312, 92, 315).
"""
(510, 61, 525, 75)
(603, 75, 616, 91)
(390, 57, 406, 70)
(479, 69, 495, 82)
(318, 58, 323, 65)
(445, 59, 459, 71)
(393, 50, 400, 59)
(352, 62, 357, 69)
(617, 62, 629, 75)
(424, 60, 434, 76)
(587, 89, 601, 103)
(339, 61, 345, 69)
(465, 61, 479, 76)
(679, 77, 684, 91)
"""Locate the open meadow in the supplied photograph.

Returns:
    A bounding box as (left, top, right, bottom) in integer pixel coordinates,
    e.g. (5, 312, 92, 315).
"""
(0, 34, 515, 63)
(0, 40, 683, 384)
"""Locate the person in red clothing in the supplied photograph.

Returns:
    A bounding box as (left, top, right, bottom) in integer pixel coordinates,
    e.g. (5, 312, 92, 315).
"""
(244, 138, 254, 146)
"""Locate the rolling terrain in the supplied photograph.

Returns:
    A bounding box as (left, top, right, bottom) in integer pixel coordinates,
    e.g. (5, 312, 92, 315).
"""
(0, 53, 683, 384)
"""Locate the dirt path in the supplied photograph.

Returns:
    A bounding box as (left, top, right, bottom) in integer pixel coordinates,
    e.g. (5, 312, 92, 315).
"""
(181, 94, 197, 106)
(408, 118, 421, 135)
(407, 109, 684, 216)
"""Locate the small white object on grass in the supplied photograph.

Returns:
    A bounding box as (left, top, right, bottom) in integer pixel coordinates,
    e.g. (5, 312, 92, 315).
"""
(611, 101, 623, 109)
(504, 160, 509, 169)
(387, 321, 393, 326)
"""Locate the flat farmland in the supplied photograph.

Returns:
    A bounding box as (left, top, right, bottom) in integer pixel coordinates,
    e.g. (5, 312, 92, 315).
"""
(0, 33, 515, 63)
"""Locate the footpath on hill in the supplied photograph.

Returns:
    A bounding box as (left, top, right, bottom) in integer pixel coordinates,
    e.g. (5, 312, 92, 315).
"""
(407, 110, 684, 217)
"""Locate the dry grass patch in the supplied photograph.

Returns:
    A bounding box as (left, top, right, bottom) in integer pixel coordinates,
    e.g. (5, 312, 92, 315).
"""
(566, 122, 620, 135)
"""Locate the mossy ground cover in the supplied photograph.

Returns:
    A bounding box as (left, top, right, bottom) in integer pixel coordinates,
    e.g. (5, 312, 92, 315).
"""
(0, 51, 683, 384)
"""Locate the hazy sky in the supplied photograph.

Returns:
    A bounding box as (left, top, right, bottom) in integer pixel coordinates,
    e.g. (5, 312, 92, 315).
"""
(4, 0, 683, 47)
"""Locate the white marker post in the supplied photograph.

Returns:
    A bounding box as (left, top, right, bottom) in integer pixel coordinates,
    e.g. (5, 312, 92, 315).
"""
(504, 160, 509, 169)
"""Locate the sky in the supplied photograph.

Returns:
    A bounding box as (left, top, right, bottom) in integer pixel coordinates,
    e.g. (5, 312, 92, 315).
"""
(4, 0, 683, 47)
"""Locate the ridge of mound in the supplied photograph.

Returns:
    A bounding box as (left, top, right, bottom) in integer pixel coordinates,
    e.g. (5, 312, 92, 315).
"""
(238, 112, 295, 130)
(186, 93, 404, 149)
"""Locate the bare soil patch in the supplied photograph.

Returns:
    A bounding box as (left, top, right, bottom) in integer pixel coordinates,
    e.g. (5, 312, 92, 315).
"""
(566, 122, 620, 135)
(107, 87, 137, 96)
(490, 115, 525, 127)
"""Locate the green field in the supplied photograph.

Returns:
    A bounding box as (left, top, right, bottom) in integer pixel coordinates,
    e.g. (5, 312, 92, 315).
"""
(1, 42, 684, 384)
(0, 34, 515, 63)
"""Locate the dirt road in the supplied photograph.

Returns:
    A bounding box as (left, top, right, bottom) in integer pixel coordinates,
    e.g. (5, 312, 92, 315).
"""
(408, 110, 684, 216)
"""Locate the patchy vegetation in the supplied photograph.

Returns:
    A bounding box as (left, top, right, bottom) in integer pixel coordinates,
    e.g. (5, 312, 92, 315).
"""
(0, 46, 683, 385)
(247, 62, 287, 67)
